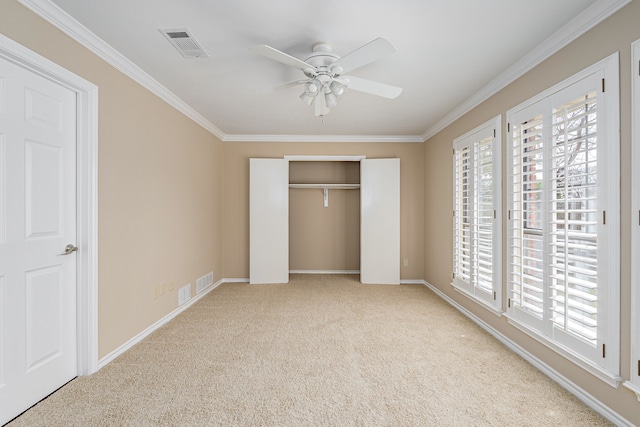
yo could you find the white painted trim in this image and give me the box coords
[98,278,224,369]
[0,33,99,376]
[624,381,640,402]
[17,0,629,144]
[627,37,640,400]
[505,52,621,380]
[399,279,426,285]
[14,0,424,144]
[421,281,634,427]
[504,313,622,388]
[289,270,360,275]
[17,0,226,141]
[422,0,631,141]
[222,277,249,283]
[225,134,423,143]
[451,115,502,313]
[285,155,366,161]
[452,286,503,317]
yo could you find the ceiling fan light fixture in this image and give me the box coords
[299,92,315,106]
[330,81,345,97]
[304,81,319,95]
[325,91,338,108]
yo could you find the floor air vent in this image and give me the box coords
[159,28,208,58]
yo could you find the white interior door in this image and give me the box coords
[360,158,400,284]
[250,158,289,284]
[0,56,78,425]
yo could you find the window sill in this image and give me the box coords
[623,381,640,402]
[505,313,622,388]
[451,282,502,317]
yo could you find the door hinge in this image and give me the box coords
[453,148,455,155]
[602,78,605,92]
[493,291,496,300]
[638,60,640,76]
[494,210,496,219]
[508,210,511,220]
[603,210,606,225]
[508,298,511,308]
[602,344,606,358]
[637,359,640,376]
[507,123,511,132]
[493,129,496,138]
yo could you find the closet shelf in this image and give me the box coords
[289,183,360,207]
[289,183,360,190]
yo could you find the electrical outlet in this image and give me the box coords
[403,258,409,267]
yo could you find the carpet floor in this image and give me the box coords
[8,274,611,426]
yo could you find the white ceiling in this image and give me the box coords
[36,0,614,141]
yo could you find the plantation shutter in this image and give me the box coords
[453,145,473,284]
[509,104,547,331]
[507,59,618,374]
[475,134,494,294]
[550,90,599,346]
[453,117,501,310]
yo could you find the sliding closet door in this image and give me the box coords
[250,159,289,284]
[360,158,400,284]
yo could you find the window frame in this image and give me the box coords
[625,39,640,400]
[452,115,502,314]
[506,53,620,387]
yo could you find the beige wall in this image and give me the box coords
[1,1,225,358]
[4,0,638,422]
[424,2,640,424]
[223,143,425,280]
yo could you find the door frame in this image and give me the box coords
[0,34,99,375]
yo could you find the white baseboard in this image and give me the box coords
[97,278,224,369]
[421,280,633,427]
[221,277,249,283]
[400,279,426,285]
[289,270,360,274]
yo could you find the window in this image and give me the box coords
[453,116,502,312]
[507,54,620,386]
[626,39,640,400]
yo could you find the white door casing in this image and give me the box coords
[360,158,400,285]
[250,158,289,284]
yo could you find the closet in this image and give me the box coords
[249,155,400,285]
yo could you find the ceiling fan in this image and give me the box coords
[250,38,402,117]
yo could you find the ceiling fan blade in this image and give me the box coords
[250,44,312,71]
[274,80,307,91]
[342,76,402,99]
[331,38,396,75]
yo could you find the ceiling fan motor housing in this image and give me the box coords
[305,42,342,78]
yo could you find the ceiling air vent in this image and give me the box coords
[159,28,208,58]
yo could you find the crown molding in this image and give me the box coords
[18,0,630,144]
[421,0,631,142]
[17,0,421,144]
[223,134,424,143]
[17,0,227,141]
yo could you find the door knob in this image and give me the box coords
[60,244,78,255]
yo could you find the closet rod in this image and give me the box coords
[289,183,360,207]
